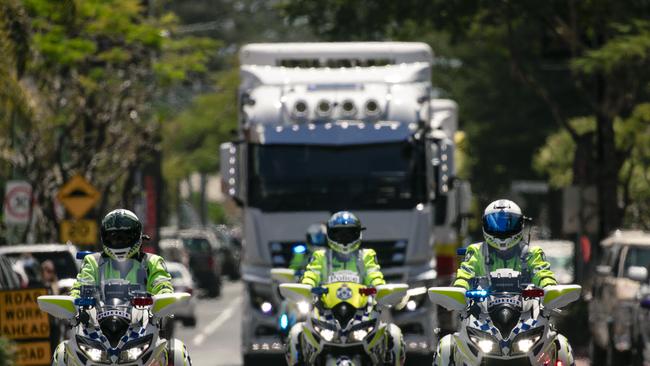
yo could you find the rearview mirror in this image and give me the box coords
[375,284,409,307]
[627,266,648,282]
[152,292,191,319]
[427,287,466,311]
[37,295,77,319]
[279,283,312,303]
[271,268,296,283]
[542,285,581,309]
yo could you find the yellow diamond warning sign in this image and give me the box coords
[57,175,100,219]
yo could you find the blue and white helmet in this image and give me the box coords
[482,199,524,252]
[326,211,364,255]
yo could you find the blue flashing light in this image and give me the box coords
[456,248,467,256]
[74,297,96,307]
[465,289,489,301]
[311,287,329,296]
[280,314,289,330]
[293,244,307,254]
[76,251,93,260]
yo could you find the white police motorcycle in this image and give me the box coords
[38,260,191,365]
[429,268,580,366]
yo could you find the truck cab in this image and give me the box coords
[220,42,462,363]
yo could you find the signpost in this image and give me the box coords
[0,288,51,366]
[3,180,32,225]
[57,175,100,245]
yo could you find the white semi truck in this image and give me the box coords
[220,42,463,364]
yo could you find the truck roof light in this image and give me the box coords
[341,99,357,118]
[364,99,382,117]
[316,99,332,118]
[292,100,309,119]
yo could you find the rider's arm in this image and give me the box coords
[527,246,557,288]
[146,255,174,295]
[69,255,100,298]
[301,250,325,287]
[362,249,385,287]
[452,244,482,289]
[289,252,308,271]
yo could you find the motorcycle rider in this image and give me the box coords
[453,199,557,289]
[70,209,173,297]
[288,223,327,272]
[286,211,405,366]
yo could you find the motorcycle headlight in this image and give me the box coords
[76,336,109,363]
[467,328,500,355]
[351,326,374,342]
[314,326,336,342]
[512,327,544,355]
[119,335,153,362]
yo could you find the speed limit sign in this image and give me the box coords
[60,219,97,245]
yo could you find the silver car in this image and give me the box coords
[167,261,198,327]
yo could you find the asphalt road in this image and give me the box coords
[173,280,590,366]
[175,280,245,366]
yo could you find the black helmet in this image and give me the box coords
[326,211,364,254]
[100,209,142,261]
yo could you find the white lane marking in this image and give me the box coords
[193,295,242,346]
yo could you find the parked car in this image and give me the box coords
[159,238,190,268]
[531,239,575,284]
[0,254,21,290]
[178,229,223,297]
[166,261,197,327]
[589,230,650,365]
[0,243,80,294]
[210,224,242,280]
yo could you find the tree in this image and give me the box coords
[281,0,650,241]
[0,0,215,242]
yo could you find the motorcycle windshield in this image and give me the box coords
[321,282,369,309]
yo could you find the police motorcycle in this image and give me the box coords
[271,268,311,338]
[280,277,410,366]
[37,274,192,365]
[428,268,581,366]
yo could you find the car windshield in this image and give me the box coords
[624,246,650,272]
[547,256,573,271]
[6,251,78,279]
[248,143,426,211]
[182,238,212,252]
[169,269,183,279]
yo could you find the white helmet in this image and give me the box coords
[482,199,524,252]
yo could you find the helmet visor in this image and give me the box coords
[483,212,523,239]
[308,232,326,246]
[103,230,140,250]
[328,227,361,245]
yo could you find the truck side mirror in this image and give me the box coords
[627,266,648,282]
[220,142,245,206]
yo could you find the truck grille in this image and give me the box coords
[269,240,407,268]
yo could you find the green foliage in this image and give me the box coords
[0,0,216,241]
[162,67,238,185]
[0,337,15,366]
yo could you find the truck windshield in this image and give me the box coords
[248,143,426,211]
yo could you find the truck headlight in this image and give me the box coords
[76,336,109,363]
[119,335,152,362]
